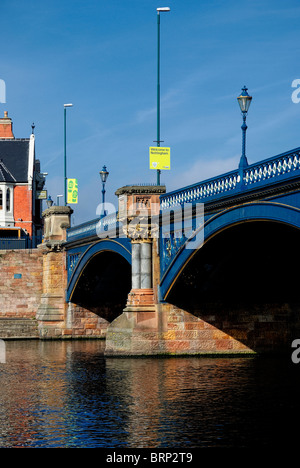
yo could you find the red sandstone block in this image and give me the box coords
[183,313,200,322]
[193,339,217,350]
[185,322,205,330]
[167,315,183,323]
[165,340,190,352]
[149,340,166,352]
[86,318,98,324]
[212,329,230,340]
[231,340,252,351]
[72,320,81,327]
[168,323,185,330]
[174,330,199,340]
[163,330,176,340]
[132,340,153,352]
[215,339,233,350]
[133,331,158,341]
[198,329,214,340]
[203,321,218,330]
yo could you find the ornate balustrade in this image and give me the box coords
[160,147,300,209]
[243,150,300,186]
[66,212,118,242]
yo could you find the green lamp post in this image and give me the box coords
[64,103,73,205]
[156,7,170,185]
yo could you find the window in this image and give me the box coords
[6,188,10,212]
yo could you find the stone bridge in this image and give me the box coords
[36,146,300,356]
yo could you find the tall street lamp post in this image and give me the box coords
[237,86,252,171]
[56,194,63,206]
[99,165,109,217]
[156,7,170,186]
[64,103,73,205]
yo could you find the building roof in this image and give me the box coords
[0,139,30,183]
[0,159,17,182]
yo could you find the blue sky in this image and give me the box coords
[1,0,300,224]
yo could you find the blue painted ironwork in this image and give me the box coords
[64,145,300,306]
[66,238,131,302]
[66,212,118,243]
[160,147,300,209]
[159,146,300,301]
[159,199,300,301]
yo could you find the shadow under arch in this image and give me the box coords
[160,201,300,301]
[67,239,132,322]
[164,212,300,354]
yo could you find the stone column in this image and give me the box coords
[125,237,154,309]
[131,239,152,291]
[131,241,141,289]
[140,240,152,289]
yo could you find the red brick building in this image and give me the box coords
[0,111,46,246]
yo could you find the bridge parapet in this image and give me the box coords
[66,212,118,243]
[159,146,300,281]
[160,147,300,209]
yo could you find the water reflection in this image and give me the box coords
[0,340,298,448]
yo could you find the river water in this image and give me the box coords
[0,340,298,449]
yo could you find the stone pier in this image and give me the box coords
[36,206,73,338]
[104,185,254,356]
[105,185,162,355]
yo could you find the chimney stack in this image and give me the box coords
[0,111,14,139]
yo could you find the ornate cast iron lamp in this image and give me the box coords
[99,165,109,217]
[46,195,53,209]
[237,86,252,170]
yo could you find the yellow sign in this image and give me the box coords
[149,147,170,170]
[67,178,78,204]
[36,190,47,200]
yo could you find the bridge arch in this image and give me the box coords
[161,201,300,353]
[160,201,300,301]
[67,239,131,321]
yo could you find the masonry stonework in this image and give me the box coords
[0,249,42,338]
[0,249,43,318]
[64,303,109,339]
[105,236,254,356]
[36,205,108,340]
